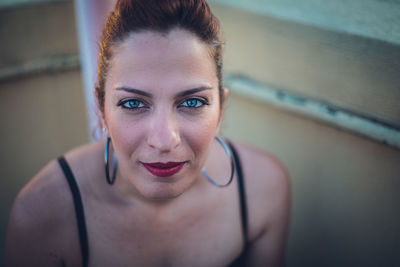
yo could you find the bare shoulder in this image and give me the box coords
[6,158,74,265]
[230,141,290,241]
[5,142,102,266]
[9,158,74,228]
[233,141,289,180]
[7,141,103,234]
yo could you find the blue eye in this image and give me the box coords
[119,99,145,109]
[180,98,206,108]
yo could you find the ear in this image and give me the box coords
[101,116,107,128]
[97,109,108,136]
[216,87,230,133]
[223,87,229,102]
[220,87,229,116]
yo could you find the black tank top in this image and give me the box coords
[57,141,248,267]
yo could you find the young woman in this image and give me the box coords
[6,0,290,266]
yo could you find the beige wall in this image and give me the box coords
[211,3,400,127]
[0,69,90,263]
[0,1,90,263]
[214,2,400,265]
[222,93,400,266]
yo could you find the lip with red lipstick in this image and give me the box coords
[141,161,186,177]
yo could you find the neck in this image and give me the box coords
[111,168,210,208]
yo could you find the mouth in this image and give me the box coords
[141,161,187,177]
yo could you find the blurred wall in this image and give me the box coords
[0,1,89,264]
[222,93,400,266]
[211,2,400,266]
[0,1,399,267]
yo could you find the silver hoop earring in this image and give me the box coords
[202,136,235,188]
[105,137,118,185]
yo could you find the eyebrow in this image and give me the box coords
[115,87,153,97]
[115,86,213,98]
[175,86,213,98]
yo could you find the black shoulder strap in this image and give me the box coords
[227,141,249,246]
[57,156,89,267]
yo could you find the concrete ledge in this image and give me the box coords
[0,0,66,10]
[210,0,400,45]
[226,74,400,150]
[211,3,400,127]
[0,54,80,82]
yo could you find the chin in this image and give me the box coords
[146,191,184,201]
[137,180,191,202]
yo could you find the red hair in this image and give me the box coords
[96,0,224,113]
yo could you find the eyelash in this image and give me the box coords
[117,99,147,110]
[117,97,209,111]
[179,98,208,109]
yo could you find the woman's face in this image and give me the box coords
[103,28,222,200]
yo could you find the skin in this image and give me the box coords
[103,29,222,202]
[6,28,290,267]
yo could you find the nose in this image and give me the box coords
[146,109,181,153]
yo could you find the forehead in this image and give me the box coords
[106,28,218,91]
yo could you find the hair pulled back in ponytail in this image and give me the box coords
[96,0,224,113]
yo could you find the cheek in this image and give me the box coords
[181,108,221,158]
[105,110,146,160]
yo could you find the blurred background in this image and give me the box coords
[1,0,400,266]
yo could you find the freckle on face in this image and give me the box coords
[103,29,221,199]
